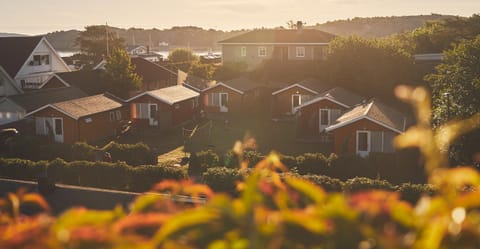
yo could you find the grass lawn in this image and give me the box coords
[115,112,331,165]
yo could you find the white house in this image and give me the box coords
[0,36,71,90]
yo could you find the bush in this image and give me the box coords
[203,167,243,194]
[196,150,220,171]
[344,177,396,193]
[0,157,185,192]
[71,142,95,161]
[280,154,297,170]
[296,153,330,175]
[398,182,437,204]
[243,150,264,168]
[223,151,240,168]
[103,142,155,166]
[301,174,344,192]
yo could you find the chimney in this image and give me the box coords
[296,21,303,30]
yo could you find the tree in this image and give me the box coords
[325,36,416,100]
[426,35,480,164]
[103,48,142,99]
[189,61,215,80]
[168,48,198,63]
[76,25,125,68]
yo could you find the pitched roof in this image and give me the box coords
[222,76,263,92]
[131,57,177,83]
[0,36,43,78]
[297,87,365,111]
[48,94,124,119]
[218,29,335,44]
[182,74,216,92]
[272,78,331,95]
[52,70,106,95]
[127,85,199,105]
[9,87,88,112]
[325,99,406,133]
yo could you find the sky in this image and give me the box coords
[1,0,479,35]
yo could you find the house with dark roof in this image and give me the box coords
[218,23,335,70]
[0,66,23,96]
[324,99,408,157]
[41,70,106,95]
[127,85,200,129]
[202,76,264,113]
[0,87,87,125]
[271,78,332,115]
[294,87,365,141]
[130,57,177,91]
[0,36,70,90]
[25,94,128,143]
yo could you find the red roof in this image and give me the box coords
[218,29,335,44]
[0,36,43,77]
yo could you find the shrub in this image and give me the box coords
[103,142,155,166]
[279,154,297,170]
[71,142,95,161]
[203,167,243,194]
[398,182,437,204]
[223,151,240,168]
[196,150,220,171]
[344,177,396,193]
[296,153,330,175]
[243,150,264,168]
[301,174,344,192]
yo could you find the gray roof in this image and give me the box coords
[51,94,124,119]
[9,87,88,112]
[296,87,365,111]
[318,87,364,107]
[128,85,199,105]
[222,76,263,92]
[327,99,407,133]
[296,78,332,93]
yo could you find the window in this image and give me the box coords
[30,55,50,66]
[258,46,267,57]
[54,118,63,135]
[115,110,122,120]
[109,111,115,122]
[292,94,301,108]
[240,47,247,57]
[319,109,329,126]
[356,131,370,157]
[296,47,305,57]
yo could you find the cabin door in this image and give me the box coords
[148,103,158,126]
[220,93,228,112]
[53,118,64,143]
[356,131,370,157]
[291,94,301,113]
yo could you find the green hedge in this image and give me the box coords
[202,167,244,194]
[0,157,185,192]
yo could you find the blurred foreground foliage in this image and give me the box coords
[2,86,480,249]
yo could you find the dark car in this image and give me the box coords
[0,128,19,144]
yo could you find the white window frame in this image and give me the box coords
[296,47,305,58]
[258,46,267,57]
[319,109,330,132]
[30,54,50,66]
[291,94,301,113]
[356,130,371,156]
[240,46,247,57]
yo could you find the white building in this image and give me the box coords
[0,36,71,90]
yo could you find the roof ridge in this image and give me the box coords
[364,100,375,116]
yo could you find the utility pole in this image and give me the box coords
[106,22,109,57]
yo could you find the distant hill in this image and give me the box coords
[45,27,244,52]
[311,14,456,38]
[44,14,457,51]
[0,33,25,37]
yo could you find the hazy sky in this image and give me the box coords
[1,0,479,34]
